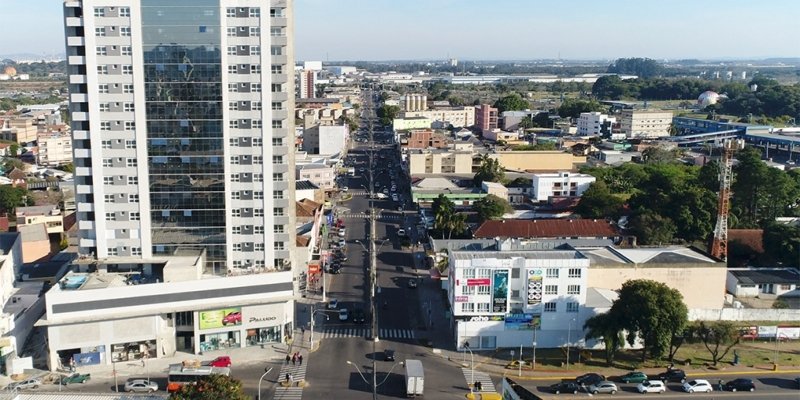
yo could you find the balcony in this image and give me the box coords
[270,17,288,27]
[78,220,95,231]
[65,17,84,27]
[72,112,89,121]
[69,75,86,85]
[66,36,85,47]
[75,167,92,177]
[73,130,89,140]
[68,56,86,65]
[78,238,96,248]
[74,148,91,159]
[70,93,88,104]
[76,184,93,194]
[77,202,94,212]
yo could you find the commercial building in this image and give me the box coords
[0,117,37,144]
[475,104,498,132]
[472,219,620,243]
[401,129,448,149]
[407,148,473,175]
[577,112,615,136]
[619,110,673,138]
[493,151,585,173]
[530,172,596,202]
[37,131,73,167]
[63,0,296,272]
[296,163,336,190]
[16,205,64,235]
[726,268,800,298]
[392,116,432,131]
[411,177,487,207]
[403,106,475,128]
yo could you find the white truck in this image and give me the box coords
[404,359,424,396]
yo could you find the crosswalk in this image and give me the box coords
[461,368,496,393]
[273,358,307,400]
[339,213,404,221]
[344,190,368,196]
[320,327,416,339]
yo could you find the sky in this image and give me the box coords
[2,0,800,61]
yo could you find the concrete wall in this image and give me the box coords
[688,308,800,322]
[493,152,585,172]
[588,266,727,309]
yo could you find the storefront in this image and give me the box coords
[199,331,241,352]
[193,302,288,354]
[111,340,156,362]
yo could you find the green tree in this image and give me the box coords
[606,57,664,78]
[557,98,605,119]
[628,211,676,245]
[762,223,800,268]
[472,155,505,187]
[59,162,75,174]
[574,182,624,219]
[697,160,720,192]
[472,194,513,221]
[0,186,32,214]
[519,115,534,129]
[641,146,679,164]
[610,280,689,363]
[731,147,769,227]
[493,93,530,113]
[512,142,557,151]
[8,144,19,158]
[697,321,740,366]
[169,374,249,400]
[432,194,457,240]
[584,312,624,366]
[376,105,401,126]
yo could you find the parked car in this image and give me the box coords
[338,239,347,247]
[588,381,618,395]
[576,373,605,387]
[6,378,41,391]
[723,378,755,392]
[341,186,349,192]
[352,308,366,323]
[222,311,241,325]
[682,379,713,393]
[338,308,349,321]
[383,349,395,361]
[203,356,231,368]
[338,229,346,237]
[397,228,406,237]
[61,373,91,385]
[550,381,580,394]
[407,279,418,289]
[657,369,687,383]
[619,371,648,384]
[327,299,338,309]
[637,380,666,394]
[124,379,159,393]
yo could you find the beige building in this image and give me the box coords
[403,106,475,128]
[296,163,336,190]
[407,148,473,175]
[492,151,586,172]
[0,117,37,144]
[37,132,73,166]
[583,246,726,309]
[403,94,427,111]
[392,116,432,131]
[18,224,50,263]
[16,205,64,235]
[620,109,673,138]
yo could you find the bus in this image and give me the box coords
[167,364,231,393]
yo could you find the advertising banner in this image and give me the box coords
[492,270,509,313]
[504,313,540,331]
[73,352,101,366]
[757,325,777,338]
[467,278,491,286]
[777,326,800,340]
[454,295,469,303]
[199,307,242,330]
[526,269,543,306]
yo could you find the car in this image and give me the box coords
[637,380,666,394]
[391,194,399,202]
[383,349,395,361]
[338,308,349,321]
[330,266,341,274]
[396,205,404,211]
[657,369,686,383]
[222,311,241,325]
[124,379,159,393]
[338,239,347,247]
[619,371,648,384]
[335,254,348,262]
[327,299,338,309]
[576,373,605,387]
[338,229,346,237]
[397,228,406,237]
[550,381,580,394]
[352,308,366,323]
[203,356,232,367]
[407,279,418,289]
[723,378,755,392]
[6,378,41,391]
[341,186,349,192]
[588,381,618,395]
[61,373,91,385]
[682,379,713,393]
[795,377,800,389]
[382,188,389,194]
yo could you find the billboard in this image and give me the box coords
[504,313,540,331]
[454,295,469,303]
[492,270,509,313]
[199,307,242,330]
[526,269,543,306]
[466,278,491,286]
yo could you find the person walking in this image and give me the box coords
[298,354,303,366]
[301,326,305,336]
[291,353,297,365]
[285,354,290,365]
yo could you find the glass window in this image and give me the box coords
[249,27,260,36]
[544,302,557,312]
[251,46,261,56]
[462,268,475,279]
[477,285,490,295]
[567,302,579,313]
[226,8,236,17]
[476,303,490,313]
[122,46,132,55]
[96,46,107,56]
[246,326,281,346]
[94,7,105,17]
[567,285,581,295]
[546,268,559,278]
[199,332,240,353]
[544,285,558,295]
[249,8,260,18]
[119,7,130,17]
[270,46,282,56]
[271,102,282,110]
[273,207,284,216]
[461,285,474,295]
[460,303,474,313]
[95,27,106,37]
[568,268,582,278]
[120,27,131,36]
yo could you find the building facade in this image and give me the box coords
[530,172,596,202]
[297,69,315,99]
[475,104,498,132]
[402,129,448,149]
[577,112,615,136]
[63,0,296,272]
[407,149,473,175]
[37,132,74,166]
[403,106,475,128]
[619,110,673,138]
[0,117,37,144]
[301,123,348,155]
[296,163,335,189]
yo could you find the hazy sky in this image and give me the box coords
[3,0,800,61]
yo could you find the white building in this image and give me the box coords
[327,66,356,76]
[620,110,673,139]
[448,248,590,350]
[303,60,322,71]
[63,0,296,272]
[37,132,73,167]
[302,123,348,155]
[296,163,336,190]
[577,112,615,136]
[530,172,596,202]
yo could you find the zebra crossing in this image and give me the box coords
[339,213,404,221]
[273,359,307,400]
[344,190,368,196]
[461,367,496,393]
[320,327,416,339]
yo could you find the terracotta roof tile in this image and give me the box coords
[728,229,764,253]
[296,236,311,247]
[473,219,618,239]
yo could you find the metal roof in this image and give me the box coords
[729,269,800,285]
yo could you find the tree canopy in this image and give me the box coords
[762,223,800,268]
[472,155,505,187]
[432,194,467,239]
[376,104,401,126]
[574,181,624,220]
[0,186,33,214]
[606,57,664,78]
[557,98,606,119]
[493,93,530,113]
[472,194,513,221]
[168,374,249,400]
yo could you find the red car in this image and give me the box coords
[203,356,232,368]
[222,311,241,325]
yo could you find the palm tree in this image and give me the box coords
[448,213,467,239]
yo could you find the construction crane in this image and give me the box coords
[710,139,745,261]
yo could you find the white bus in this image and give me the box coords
[167,364,231,393]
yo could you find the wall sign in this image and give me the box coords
[492,270,509,313]
[527,269,543,305]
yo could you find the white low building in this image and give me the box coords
[530,172,596,202]
[448,248,589,350]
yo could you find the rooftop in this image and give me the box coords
[578,246,719,266]
[729,269,800,285]
[18,224,48,243]
[451,249,587,261]
[16,205,61,217]
[473,219,618,239]
[296,180,320,191]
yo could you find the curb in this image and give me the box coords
[497,368,800,381]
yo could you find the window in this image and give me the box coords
[568,268,582,278]
[477,268,491,278]
[122,65,133,74]
[252,120,262,129]
[230,174,240,182]
[461,285,475,295]
[99,84,109,93]
[103,176,114,185]
[94,7,105,17]
[96,46,107,56]
[270,46,282,56]
[462,268,475,279]
[104,194,115,203]
[272,190,283,199]
[273,207,284,216]
[476,303,490,313]
[121,46,132,56]
[129,194,139,203]
[780,284,792,290]
[226,8,236,17]
[99,103,110,112]
[566,302,580,313]
[567,285,581,295]
[274,225,285,234]
[253,155,263,164]
[253,138,263,147]
[249,27,260,36]
[128,176,138,185]
[232,226,241,234]
[250,64,261,74]
[546,268,559,278]
[95,27,106,37]
[227,65,238,74]
[270,8,284,17]
[251,83,262,92]
[125,140,136,148]
[254,208,264,217]
[271,83,283,93]
[230,156,239,165]
[250,46,261,56]
[123,84,134,93]
[270,27,284,37]
[130,212,140,220]
[227,27,237,37]
[231,209,241,217]
[131,247,141,256]
[228,102,238,111]
[271,120,282,129]
[254,191,264,199]
[272,155,283,164]
[227,46,237,56]
[105,212,115,221]
[124,103,134,112]
[231,191,240,200]
[249,7,260,17]
[254,173,263,182]
[124,121,135,130]
[120,27,131,36]
[477,285,490,295]
[271,65,283,74]
[102,159,112,167]
[100,122,111,131]
[271,101,283,110]
[119,7,130,17]
[255,243,265,251]
[460,303,475,313]
[229,120,239,129]
[544,302,557,312]
[108,248,118,256]
[274,241,284,250]
[97,65,108,75]
[126,158,137,167]
[544,285,558,295]
[272,173,283,182]
[252,101,262,110]
[102,140,112,149]
[271,137,282,146]
[228,83,238,93]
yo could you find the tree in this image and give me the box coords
[762,223,800,268]
[59,162,75,174]
[628,211,676,245]
[512,142,557,151]
[606,57,664,78]
[376,105,401,126]
[472,155,505,187]
[472,194,513,221]
[432,194,466,239]
[493,93,530,113]
[8,144,19,158]
[574,182,624,219]
[641,147,679,164]
[584,312,624,366]
[0,186,32,214]
[169,374,248,400]
[697,321,740,366]
[557,98,605,119]
[609,280,689,363]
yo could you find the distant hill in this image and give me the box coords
[0,53,65,63]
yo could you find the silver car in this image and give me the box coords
[6,378,41,391]
[588,381,618,395]
[124,379,158,393]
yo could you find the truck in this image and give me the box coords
[404,359,424,396]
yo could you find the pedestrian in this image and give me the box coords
[286,373,291,384]
[69,358,76,372]
[301,326,305,336]
[298,354,303,365]
[292,353,297,365]
[285,354,291,365]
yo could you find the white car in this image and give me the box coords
[682,379,713,393]
[397,229,406,237]
[327,299,338,309]
[637,380,666,394]
[338,308,349,321]
[341,186,349,192]
[338,229,346,237]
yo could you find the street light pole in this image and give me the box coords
[257,367,272,400]
[464,343,474,391]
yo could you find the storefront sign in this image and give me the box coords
[527,269,543,306]
[243,304,285,328]
[454,295,469,303]
[73,351,101,366]
[308,263,320,274]
[466,278,491,286]
[456,315,505,322]
[199,307,242,330]
[492,270,509,313]
[505,313,540,331]
[248,316,278,323]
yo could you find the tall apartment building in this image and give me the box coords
[297,69,315,99]
[64,0,296,273]
[475,104,498,132]
[620,109,673,139]
[577,112,615,136]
